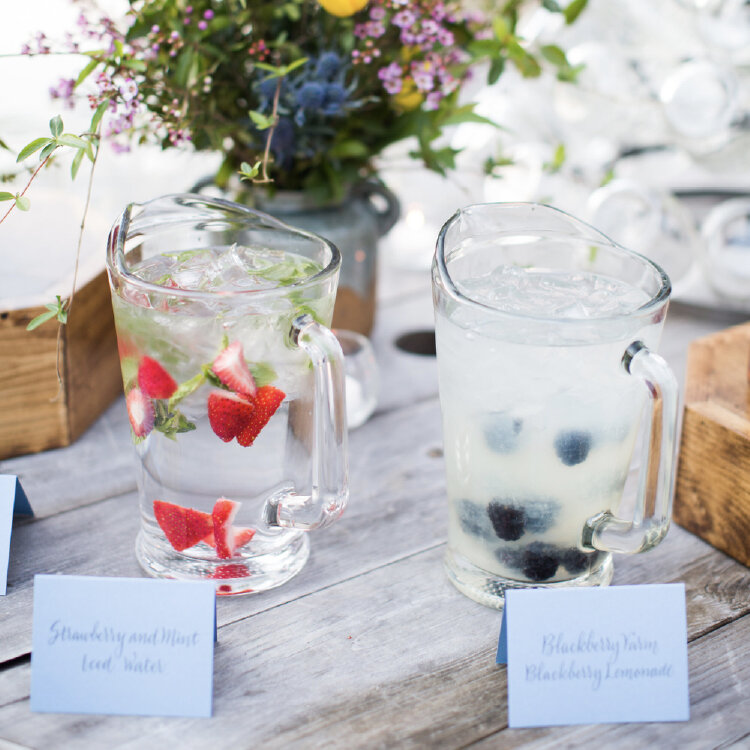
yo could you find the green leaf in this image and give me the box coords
[492,16,511,42]
[239,161,261,181]
[507,42,542,77]
[168,371,207,410]
[249,110,274,130]
[56,134,90,150]
[49,116,63,137]
[153,400,196,440]
[203,366,223,388]
[564,0,588,23]
[122,59,147,72]
[39,142,58,161]
[441,109,500,129]
[16,137,51,162]
[75,58,99,88]
[15,194,30,211]
[540,44,568,67]
[543,143,566,173]
[26,308,58,331]
[0,192,14,201]
[71,148,85,179]
[488,56,506,85]
[249,362,277,388]
[282,57,307,75]
[328,140,370,158]
[90,101,108,133]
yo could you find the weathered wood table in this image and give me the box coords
[1,256,749,749]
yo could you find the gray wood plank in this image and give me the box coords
[0,540,747,749]
[0,397,447,663]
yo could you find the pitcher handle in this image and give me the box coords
[263,314,349,531]
[584,341,679,554]
[354,180,401,236]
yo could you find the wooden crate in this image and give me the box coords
[0,270,122,459]
[674,321,750,567]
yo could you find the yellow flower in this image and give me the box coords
[393,79,423,112]
[317,0,368,17]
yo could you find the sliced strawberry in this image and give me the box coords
[202,530,216,548]
[212,563,251,579]
[207,389,254,441]
[212,497,241,559]
[236,385,286,447]
[212,341,256,397]
[138,356,178,399]
[233,526,256,551]
[213,563,254,594]
[153,500,214,551]
[126,387,155,438]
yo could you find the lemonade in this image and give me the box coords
[433,206,677,609]
[108,196,346,595]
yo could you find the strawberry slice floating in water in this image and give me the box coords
[211,498,258,558]
[207,390,254,442]
[137,356,178,399]
[153,500,214,551]
[236,385,286,447]
[212,341,257,398]
[126,387,155,438]
[212,497,241,559]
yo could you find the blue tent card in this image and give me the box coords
[0,475,33,596]
[497,584,690,728]
[31,575,216,717]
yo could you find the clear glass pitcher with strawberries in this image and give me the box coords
[106,194,348,595]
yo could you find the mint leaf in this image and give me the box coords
[168,371,206,409]
[249,361,277,388]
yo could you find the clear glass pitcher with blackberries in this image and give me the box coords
[432,202,679,608]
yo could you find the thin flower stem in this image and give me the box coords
[0,153,55,225]
[68,135,101,319]
[51,133,100,397]
[258,78,282,184]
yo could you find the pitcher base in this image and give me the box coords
[444,548,614,609]
[136,530,311,596]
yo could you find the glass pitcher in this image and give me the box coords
[106,194,348,595]
[432,202,679,609]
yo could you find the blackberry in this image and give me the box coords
[487,502,526,541]
[554,430,592,466]
[523,499,560,534]
[483,414,523,454]
[521,542,560,581]
[562,548,600,574]
[456,500,493,540]
[495,545,524,570]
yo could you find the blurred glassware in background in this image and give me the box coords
[587,179,700,293]
[700,197,750,300]
[333,329,379,430]
[659,60,741,148]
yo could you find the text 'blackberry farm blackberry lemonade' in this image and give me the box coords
[432,203,679,609]
[107,194,348,595]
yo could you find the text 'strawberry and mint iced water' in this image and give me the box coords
[107,195,348,595]
[432,203,679,609]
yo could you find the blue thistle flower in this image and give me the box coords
[297,82,326,110]
[322,83,347,115]
[315,52,341,81]
[270,117,295,169]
